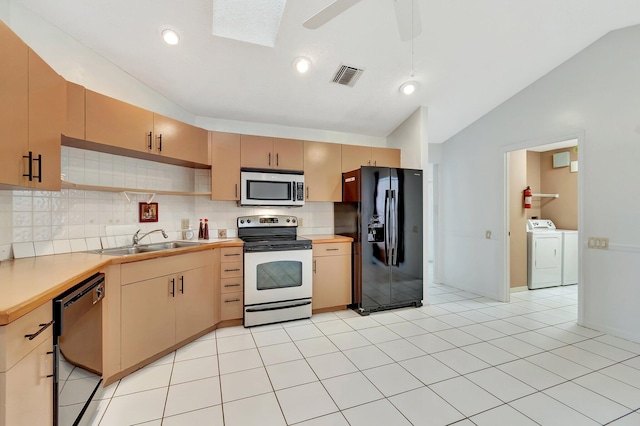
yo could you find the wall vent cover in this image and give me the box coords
[331,64,363,87]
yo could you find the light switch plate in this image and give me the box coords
[570,160,578,173]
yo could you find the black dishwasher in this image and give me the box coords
[53,272,105,426]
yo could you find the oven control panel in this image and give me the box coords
[237,215,298,228]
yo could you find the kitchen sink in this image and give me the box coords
[92,246,145,256]
[137,241,204,251]
[89,241,205,256]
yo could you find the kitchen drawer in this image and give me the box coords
[220,247,243,262]
[220,277,243,294]
[0,302,53,373]
[220,261,243,279]
[220,291,243,321]
[312,242,351,257]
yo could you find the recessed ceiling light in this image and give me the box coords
[162,28,180,45]
[293,57,311,73]
[400,81,417,95]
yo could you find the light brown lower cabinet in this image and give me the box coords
[312,242,352,311]
[119,252,215,370]
[0,302,54,426]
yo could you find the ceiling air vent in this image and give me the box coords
[331,64,363,87]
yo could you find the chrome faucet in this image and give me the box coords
[133,229,168,246]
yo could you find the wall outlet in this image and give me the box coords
[218,229,227,238]
[588,237,609,249]
[297,217,303,227]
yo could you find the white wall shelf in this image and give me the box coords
[61,180,212,201]
[532,193,559,198]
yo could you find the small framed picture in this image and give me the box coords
[139,202,158,223]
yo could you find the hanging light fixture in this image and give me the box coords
[400,0,417,95]
[400,81,417,95]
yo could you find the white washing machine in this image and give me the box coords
[561,230,578,285]
[527,219,562,289]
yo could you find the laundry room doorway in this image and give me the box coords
[504,135,582,301]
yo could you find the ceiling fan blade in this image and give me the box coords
[393,0,422,41]
[303,0,362,29]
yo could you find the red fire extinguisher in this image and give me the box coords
[524,186,532,209]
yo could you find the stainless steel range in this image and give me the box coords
[238,215,312,327]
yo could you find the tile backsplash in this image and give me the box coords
[0,147,334,260]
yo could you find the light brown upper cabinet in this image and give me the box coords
[65,81,85,140]
[86,91,209,165]
[341,144,401,172]
[28,49,65,191]
[371,147,401,169]
[240,135,303,170]
[0,22,64,190]
[210,131,241,201]
[85,90,154,153]
[303,141,342,202]
[153,114,209,165]
[0,20,29,188]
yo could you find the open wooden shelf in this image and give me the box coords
[61,181,211,197]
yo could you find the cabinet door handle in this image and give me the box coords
[147,132,153,150]
[170,278,175,297]
[158,134,163,152]
[367,160,371,166]
[374,160,377,166]
[33,154,42,183]
[23,151,33,181]
[46,350,55,378]
[276,153,279,166]
[24,321,54,341]
[224,283,241,287]
[225,298,240,303]
[235,183,238,198]
[179,275,184,294]
[224,253,240,257]
[326,248,339,251]
[306,186,309,200]
[313,259,316,274]
[224,268,241,272]
[268,152,271,166]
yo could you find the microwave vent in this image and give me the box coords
[331,64,363,87]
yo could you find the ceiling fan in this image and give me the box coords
[303,0,422,41]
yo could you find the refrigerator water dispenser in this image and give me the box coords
[367,216,385,242]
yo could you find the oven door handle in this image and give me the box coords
[245,300,311,312]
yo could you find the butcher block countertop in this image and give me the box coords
[0,239,243,326]
[0,236,350,325]
[303,234,353,244]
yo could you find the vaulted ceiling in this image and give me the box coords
[15,0,640,143]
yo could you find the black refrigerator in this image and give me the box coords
[335,166,423,315]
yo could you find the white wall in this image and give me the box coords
[197,117,386,147]
[386,107,427,169]
[439,24,640,342]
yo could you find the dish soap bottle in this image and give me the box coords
[198,219,204,240]
[203,218,209,240]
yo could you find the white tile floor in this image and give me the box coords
[88,284,640,425]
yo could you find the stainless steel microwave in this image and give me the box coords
[240,169,305,207]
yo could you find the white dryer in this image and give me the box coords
[561,230,578,285]
[527,219,562,289]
